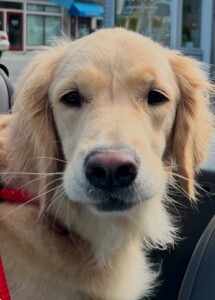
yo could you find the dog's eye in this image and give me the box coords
[147,90,168,105]
[61,91,82,107]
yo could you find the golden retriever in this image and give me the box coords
[0,28,214,300]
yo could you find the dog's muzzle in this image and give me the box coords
[84,150,139,212]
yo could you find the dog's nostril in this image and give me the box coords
[115,164,137,183]
[85,151,138,190]
[85,163,110,189]
[92,167,107,179]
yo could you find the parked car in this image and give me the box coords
[0,31,10,58]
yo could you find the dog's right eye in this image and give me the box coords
[61,91,82,107]
[147,90,168,105]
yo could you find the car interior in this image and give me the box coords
[150,169,215,300]
[0,64,215,300]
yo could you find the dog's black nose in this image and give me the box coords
[85,151,138,190]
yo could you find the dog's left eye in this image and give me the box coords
[61,90,82,107]
[147,90,168,105]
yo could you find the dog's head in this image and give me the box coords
[6,28,214,219]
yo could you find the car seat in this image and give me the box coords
[149,170,215,300]
[178,213,215,300]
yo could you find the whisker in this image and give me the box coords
[133,185,143,203]
[52,190,67,228]
[39,177,63,194]
[0,171,64,176]
[49,189,66,243]
[45,184,65,213]
[169,170,214,197]
[16,174,54,190]
[163,194,187,218]
[29,156,67,165]
[0,185,62,221]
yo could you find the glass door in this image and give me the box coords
[180,0,213,63]
[0,12,3,30]
[7,12,23,50]
[182,0,201,49]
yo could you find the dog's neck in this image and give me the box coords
[0,187,91,250]
[0,186,141,266]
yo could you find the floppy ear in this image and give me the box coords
[0,115,12,174]
[5,43,69,206]
[170,52,214,199]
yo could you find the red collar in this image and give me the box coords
[0,187,32,204]
[0,187,71,236]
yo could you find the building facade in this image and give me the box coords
[47,0,103,39]
[116,0,214,64]
[0,0,103,51]
[0,0,65,51]
[1,0,215,67]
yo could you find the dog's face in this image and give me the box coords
[6,29,213,219]
[49,30,179,214]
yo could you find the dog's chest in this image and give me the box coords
[0,204,152,300]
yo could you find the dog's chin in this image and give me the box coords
[96,198,134,212]
[87,198,136,217]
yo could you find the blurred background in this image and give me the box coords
[0,0,214,82]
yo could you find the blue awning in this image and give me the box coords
[47,0,74,10]
[70,2,103,17]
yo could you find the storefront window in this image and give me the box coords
[78,18,91,38]
[27,4,61,13]
[182,0,201,48]
[116,0,171,46]
[27,15,61,46]
[27,4,44,12]
[96,19,103,30]
[45,16,61,45]
[0,12,3,30]
[44,5,61,13]
[0,2,22,9]
[27,15,43,45]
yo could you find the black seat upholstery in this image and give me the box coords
[178,214,215,300]
[149,170,215,300]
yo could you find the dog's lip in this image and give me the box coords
[95,197,133,212]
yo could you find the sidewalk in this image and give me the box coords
[0,51,35,84]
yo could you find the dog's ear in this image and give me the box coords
[170,52,214,199]
[5,44,69,204]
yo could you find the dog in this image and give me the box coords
[0,28,214,300]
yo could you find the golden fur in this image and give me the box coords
[0,28,214,300]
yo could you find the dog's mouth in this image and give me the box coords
[95,197,134,212]
[85,184,138,213]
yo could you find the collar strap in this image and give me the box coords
[0,188,32,204]
[0,187,70,236]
